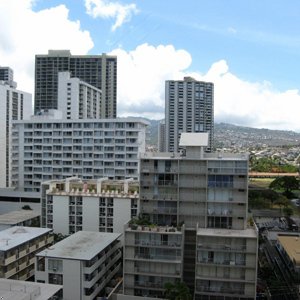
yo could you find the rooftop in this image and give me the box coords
[37,231,121,261]
[197,227,258,239]
[0,278,61,300]
[277,235,300,265]
[179,132,209,147]
[0,210,40,225]
[0,227,51,251]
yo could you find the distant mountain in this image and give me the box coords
[145,120,300,148]
[214,123,300,148]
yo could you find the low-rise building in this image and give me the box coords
[35,231,122,300]
[0,278,62,299]
[41,177,139,234]
[0,226,53,280]
[0,210,40,231]
[276,235,300,274]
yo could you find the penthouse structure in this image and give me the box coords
[41,177,139,234]
[0,226,53,281]
[11,117,148,192]
[0,66,16,88]
[165,77,214,152]
[34,50,117,118]
[35,231,122,300]
[0,76,32,188]
[123,133,258,299]
[57,71,102,120]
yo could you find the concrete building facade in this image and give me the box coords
[57,71,102,120]
[34,50,117,118]
[0,80,32,188]
[35,231,122,300]
[41,177,139,234]
[11,117,148,192]
[165,77,214,152]
[123,133,258,299]
[0,226,53,281]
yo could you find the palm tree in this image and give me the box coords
[164,281,192,300]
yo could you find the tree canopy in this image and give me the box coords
[164,281,192,300]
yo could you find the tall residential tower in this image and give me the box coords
[165,77,214,152]
[34,50,117,118]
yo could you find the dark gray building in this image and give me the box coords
[165,76,214,152]
[34,50,117,118]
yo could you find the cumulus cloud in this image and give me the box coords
[112,44,300,132]
[0,0,93,95]
[110,43,192,119]
[85,0,138,31]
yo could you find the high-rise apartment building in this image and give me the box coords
[34,50,117,118]
[11,116,148,192]
[57,71,102,120]
[41,177,139,234]
[165,77,214,152]
[123,133,258,299]
[0,79,32,188]
[158,119,166,152]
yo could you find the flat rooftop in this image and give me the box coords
[0,210,40,225]
[0,278,61,300]
[179,132,209,147]
[277,235,300,265]
[197,227,257,239]
[37,231,121,261]
[0,227,51,251]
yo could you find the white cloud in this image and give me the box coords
[111,44,300,132]
[110,43,192,119]
[0,0,93,95]
[85,0,138,31]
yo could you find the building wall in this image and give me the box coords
[82,196,100,232]
[0,83,32,188]
[53,196,69,235]
[11,119,148,192]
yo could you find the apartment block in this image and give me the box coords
[35,231,122,300]
[41,177,139,234]
[158,119,166,152]
[34,50,117,118]
[11,117,148,192]
[0,80,32,188]
[165,77,214,152]
[123,133,258,299]
[0,226,53,281]
[0,278,62,299]
[57,71,102,120]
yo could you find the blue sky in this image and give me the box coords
[1,0,300,131]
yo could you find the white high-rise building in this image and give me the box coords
[165,77,214,152]
[11,116,148,192]
[0,79,32,188]
[57,71,102,120]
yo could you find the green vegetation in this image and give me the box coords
[248,189,280,209]
[269,176,299,198]
[164,281,192,300]
[250,157,298,173]
[22,205,32,210]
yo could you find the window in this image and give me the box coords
[48,259,63,272]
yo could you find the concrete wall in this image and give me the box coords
[82,196,99,231]
[53,196,69,235]
[114,198,131,234]
[63,259,82,300]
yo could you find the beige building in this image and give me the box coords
[0,226,53,280]
[123,133,258,299]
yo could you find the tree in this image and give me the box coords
[269,176,299,198]
[164,281,192,300]
[22,205,32,210]
[283,207,293,217]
